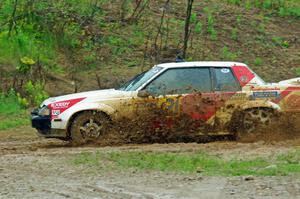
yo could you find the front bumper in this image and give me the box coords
[31,108,51,133]
[31,108,67,139]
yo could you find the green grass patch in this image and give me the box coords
[0,92,29,130]
[71,150,300,176]
[0,116,29,131]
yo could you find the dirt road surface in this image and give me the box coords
[1,126,300,199]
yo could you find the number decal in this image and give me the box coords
[163,98,180,115]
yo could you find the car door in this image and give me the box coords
[140,67,216,131]
[213,67,245,132]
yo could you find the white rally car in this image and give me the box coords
[31,61,300,144]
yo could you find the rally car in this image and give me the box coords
[31,61,300,144]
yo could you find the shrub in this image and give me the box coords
[24,81,49,106]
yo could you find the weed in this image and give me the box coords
[207,14,217,40]
[254,57,263,66]
[230,28,238,41]
[295,67,300,76]
[194,22,203,34]
[258,23,265,34]
[236,15,242,25]
[221,46,238,60]
[227,0,241,5]
[281,40,289,48]
[272,36,290,48]
[245,0,252,10]
[279,7,300,18]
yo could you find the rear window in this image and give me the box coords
[214,68,240,91]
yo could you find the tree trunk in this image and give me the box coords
[182,0,194,59]
[8,0,18,37]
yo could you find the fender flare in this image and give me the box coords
[239,100,281,112]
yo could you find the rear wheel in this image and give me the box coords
[70,111,109,145]
[239,108,273,135]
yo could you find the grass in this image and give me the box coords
[71,150,300,176]
[0,92,29,131]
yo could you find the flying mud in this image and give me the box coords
[86,108,300,146]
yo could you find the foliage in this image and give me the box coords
[0,0,299,93]
[226,0,300,18]
[24,81,49,106]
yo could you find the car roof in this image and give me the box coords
[156,61,247,68]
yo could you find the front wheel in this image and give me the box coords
[70,111,109,145]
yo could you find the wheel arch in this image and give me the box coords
[239,100,281,112]
[65,105,115,138]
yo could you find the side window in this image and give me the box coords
[145,68,212,95]
[214,68,240,91]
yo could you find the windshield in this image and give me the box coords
[118,66,163,91]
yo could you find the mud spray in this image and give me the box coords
[88,100,300,146]
[238,112,300,143]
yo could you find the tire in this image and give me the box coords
[70,111,109,145]
[239,108,273,136]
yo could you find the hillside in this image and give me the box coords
[0,0,299,98]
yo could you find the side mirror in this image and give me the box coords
[137,90,151,98]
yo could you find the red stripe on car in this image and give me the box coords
[273,87,300,104]
[49,97,86,119]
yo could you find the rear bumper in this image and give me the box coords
[31,109,67,139]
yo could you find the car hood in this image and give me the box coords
[41,89,132,107]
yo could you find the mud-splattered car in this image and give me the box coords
[31,62,300,144]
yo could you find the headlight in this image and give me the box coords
[38,106,51,116]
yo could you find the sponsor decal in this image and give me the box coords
[52,110,60,116]
[252,87,280,91]
[230,93,247,100]
[252,91,279,99]
[51,102,70,109]
[221,68,230,73]
[50,97,85,119]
